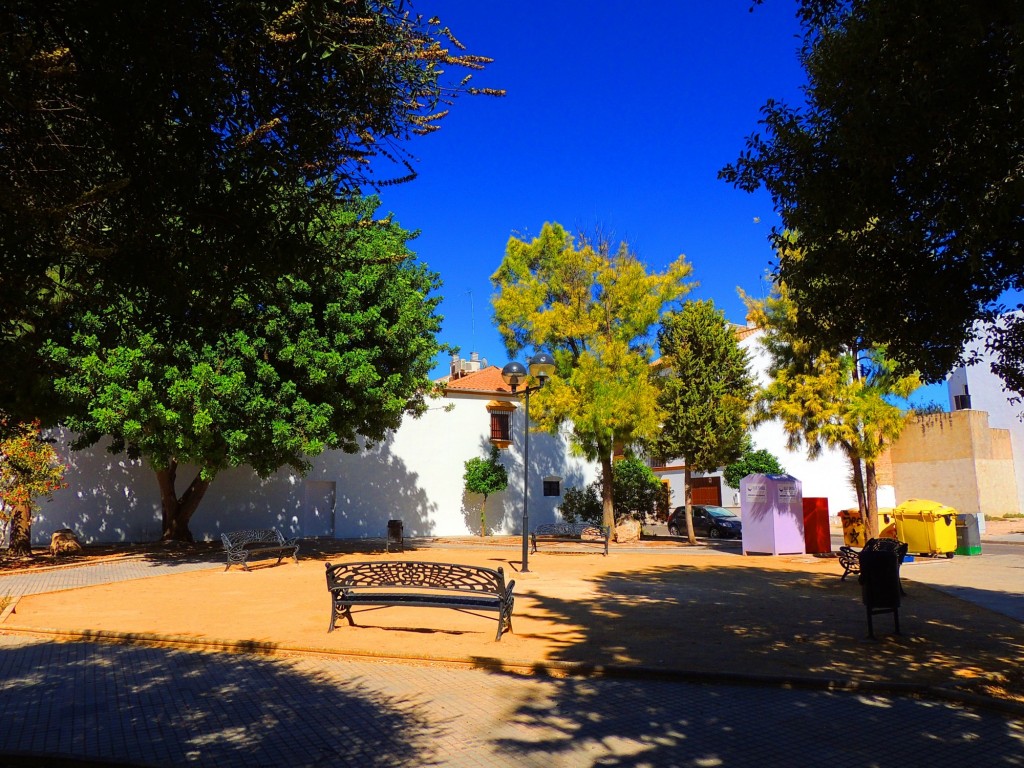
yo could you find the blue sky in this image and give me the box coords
[374,2,948,407]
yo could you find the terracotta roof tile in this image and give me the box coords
[444,365,513,394]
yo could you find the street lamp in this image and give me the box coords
[501,353,556,573]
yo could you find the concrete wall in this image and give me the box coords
[946,320,1024,510]
[32,390,599,546]
[886,410,1020,516]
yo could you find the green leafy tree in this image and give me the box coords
[746,283,921,538]
[609,456,662,522]
[0,0,499,418]
[43,198,445,542]
[559,457,662,527]
[0,419,67,557]
[559,484,602,527]
[724,1,1024,383]
[492,222,692,530]
[463,446,509,536]
[723,437,785,490]
[655,300,755,543]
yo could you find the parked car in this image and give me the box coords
[668,505,742,539]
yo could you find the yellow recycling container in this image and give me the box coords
[839,508,897,547]
[878,508,897,539]
[838,509,866,548]
[893,499,958,557]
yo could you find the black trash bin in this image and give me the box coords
[386,519,404,552]
[859,544,903,639]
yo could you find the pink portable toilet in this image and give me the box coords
[740,474,805,556]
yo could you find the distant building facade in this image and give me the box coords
[30,357,599,546]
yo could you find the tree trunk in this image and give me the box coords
[156,461,211,543]
[848,451,867,514]
[480,494,488,537]
[683,464,697,545]
[8,502,32,557]
[601,450,615,531]
[865,461,880,539]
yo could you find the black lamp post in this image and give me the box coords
[501,353,556,573]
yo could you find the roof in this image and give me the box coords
[443,365,514,394]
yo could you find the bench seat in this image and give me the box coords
[221,528,299,571]
[325,560,515,641]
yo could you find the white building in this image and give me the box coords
[31,356,599,546]
[946,320,1024,510]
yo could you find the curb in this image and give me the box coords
[3,622,1022,721]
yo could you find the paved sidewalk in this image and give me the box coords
[1,542,1022,766]
[0,634,1022,767]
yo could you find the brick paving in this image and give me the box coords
[0,635,1021,767]
[1,556,1023,766]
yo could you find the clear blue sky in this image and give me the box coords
[374,2,947,407]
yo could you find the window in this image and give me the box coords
[490,412,511,443]
[486,400,516,448]
[543,479,561,497]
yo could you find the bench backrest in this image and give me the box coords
[221,528,284,548]
[326,561,505,595]
[534,523,608,539]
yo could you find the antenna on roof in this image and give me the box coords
[467,289,476,351]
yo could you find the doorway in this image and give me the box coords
[302,481,336,538]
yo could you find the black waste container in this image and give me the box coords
[955,514,982,556]
[859,545,902,638]
[386,519,404,552]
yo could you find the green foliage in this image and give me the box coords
[725,1,1024,382]
[42,197,445,539]
[463,446,509,536]
[491,222,692,528]
[559,457,662,526]
[746,280,921,531]
[656,300,755,474]
[987,312,1024,411]
[0,419,67,515]
[559,484,603,527]
[0,0,498,417]
[0,418,67,555]
[723,437,785,489]
[609,457,662,521]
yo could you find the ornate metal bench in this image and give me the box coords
[221,528,299,571]
[531,523,610,555]
[325,561,515,641]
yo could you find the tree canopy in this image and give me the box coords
[655,300,754,543]
[491,222,692,529]
[0,0,498,415]
[724,0,1024,382]
[723,437,785,491]
[0,419,67,555]
[746,281,921,536]
[43,197,446,541]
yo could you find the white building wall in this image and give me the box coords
[946,322,1024,510]
[33,390,598,545]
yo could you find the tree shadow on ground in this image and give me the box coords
[0,639,443,767]
[482,667,1024,766]
[473,561,1024,765]
[514,562,1024,695]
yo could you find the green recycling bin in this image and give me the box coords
[893,499,958,557]
[955,514,982,556]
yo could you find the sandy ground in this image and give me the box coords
[4,536,1023,705]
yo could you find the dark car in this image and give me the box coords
[668,505,742,539]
